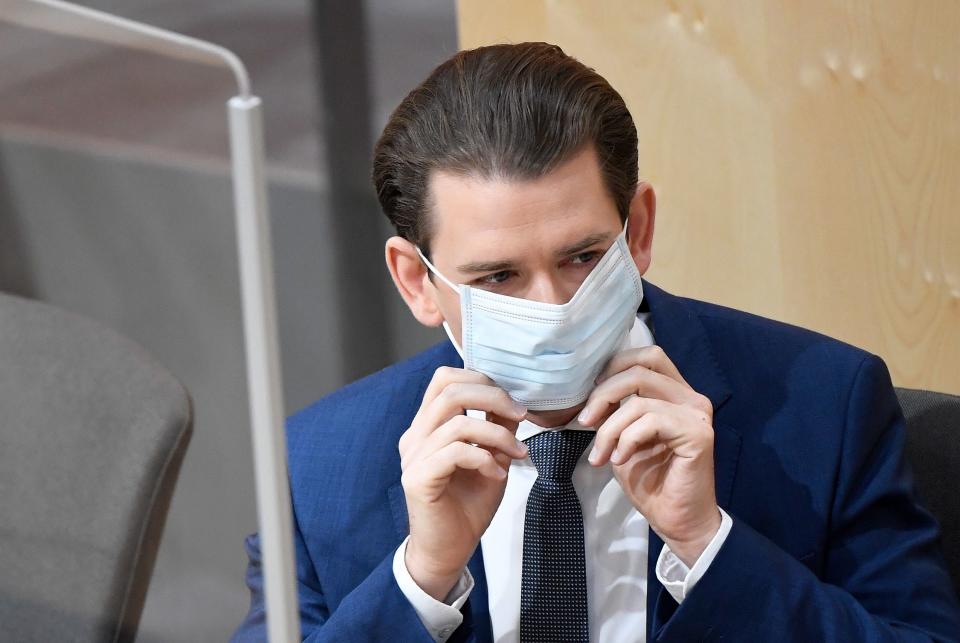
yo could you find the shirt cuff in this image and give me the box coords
[392,535,475,642]
[655,507,733,604]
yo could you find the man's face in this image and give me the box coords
[385,143,655,425]
[423,145,653,346]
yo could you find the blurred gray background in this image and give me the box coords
[0,0,457,639]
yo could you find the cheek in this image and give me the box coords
[434,288,464,341]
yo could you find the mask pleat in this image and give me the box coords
[453,226,645,410]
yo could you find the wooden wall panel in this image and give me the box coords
[457,0,960,394]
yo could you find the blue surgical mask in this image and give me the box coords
[416,222,644,410]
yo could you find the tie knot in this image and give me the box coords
[523,430,595,481]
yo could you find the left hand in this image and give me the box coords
[578,345,721,567]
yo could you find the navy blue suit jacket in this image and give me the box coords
[233,281,960,641]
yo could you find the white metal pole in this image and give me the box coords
[1,2,301,641]
[228,95,300,643]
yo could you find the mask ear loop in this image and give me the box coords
[414,246,467,360]
[441,321,466,360]
[414,246,461,293]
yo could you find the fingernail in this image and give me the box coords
[578,407,591,424]
[514,403,528,417]
[588,446,599,464]
[610,448,622,464]
[516,439,528,453]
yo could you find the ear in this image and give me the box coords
[385,236,445,327]
[626,181,656,276]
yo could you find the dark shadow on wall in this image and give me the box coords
[310,0,394,383]
[0,144,36,298]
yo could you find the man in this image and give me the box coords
[233,42,960,641]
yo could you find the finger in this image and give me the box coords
[588,396,674,465]
[609,413,678,465]
[412,381,527,441]
[596,346,687,387]
[403,367,494,456]
[422,415,528,461]
[487,410,520,427]
[580,364,699,426]
[483,413,523,472]
[426,381,527,425]
[487,411,521,436]
[416,366,493,418]
[424,441,509,485]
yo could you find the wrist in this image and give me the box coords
[405,540,466,602]
[660,507,722,568]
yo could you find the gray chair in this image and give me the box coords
[897,386,960,596]
[0,291,193,642]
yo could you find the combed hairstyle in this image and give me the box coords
[372,41,638,256]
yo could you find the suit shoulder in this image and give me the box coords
[286,340,457,441]
[682,296,874,372]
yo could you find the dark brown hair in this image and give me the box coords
[372,42,638,256]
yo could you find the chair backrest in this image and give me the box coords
[897,387,960,596]
[0,291,192,642]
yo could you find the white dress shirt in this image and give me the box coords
[393,313,733,642]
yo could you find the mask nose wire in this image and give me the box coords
[417,218,628,294]
[415,246,462,293]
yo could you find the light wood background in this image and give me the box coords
[457,0,960,394]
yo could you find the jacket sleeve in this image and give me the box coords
[230,506,436,642]
[653,354,960,642]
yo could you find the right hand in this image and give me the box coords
[399,366,528,601]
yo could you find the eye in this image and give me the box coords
[569,251,600,266]
[476,270,513,286]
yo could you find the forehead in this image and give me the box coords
[427,146,622,264]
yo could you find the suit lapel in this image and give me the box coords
[641,280,742,638]
[640,280,732,413]
[466,545,493,641]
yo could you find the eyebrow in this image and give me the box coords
[455,232,614,274]
[556,232,614,257]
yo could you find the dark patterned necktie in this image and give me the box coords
[520,429,594,642]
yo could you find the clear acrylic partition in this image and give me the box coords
[0,1,320,640]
